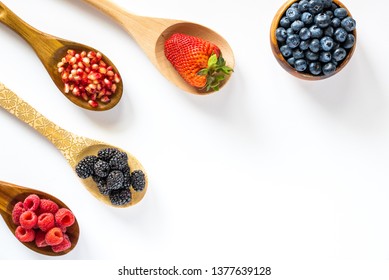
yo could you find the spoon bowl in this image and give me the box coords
[82,0,235,94]
[0,1,123,110]
[0,83,147,208]
[0,180,79,256]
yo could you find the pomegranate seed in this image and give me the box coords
[96,52,102,60]
[99,67,107,74]
[88,100,98,108]
[72,87,80,96]
[64,83,70,93]
[69,57,77,64]
[67,49,76,56]
[81,51,87,57]
[87,51,96,59]
[111,84,117,93]
[114,74,121,83]
[81,92,88,101]
[91,64,99,70]
[58,67,65,73]
[82,57,90,65]
[100,96,110,103]
[106,70,114,77]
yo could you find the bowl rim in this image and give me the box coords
[270,0,357,80]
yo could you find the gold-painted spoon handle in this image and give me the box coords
[0,83,100,167]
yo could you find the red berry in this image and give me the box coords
[15,226,35,242]
[38,199,59,214]
[52,234,71,253]
[23,194,40,211]
[45,227,64,246]
[37,212,55,232]
[19,210,38,229]
[12,202,25,225]
[35,230,48,247]
[55,208,75,228]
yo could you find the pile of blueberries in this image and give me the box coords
[275,0,356,76]
[75,148,146,206]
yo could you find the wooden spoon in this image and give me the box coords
[0,1,123,110]
[0,83,147,208]
[0,180,79,256]
[82,0,235,94]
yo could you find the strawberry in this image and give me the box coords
[164,33,233,91]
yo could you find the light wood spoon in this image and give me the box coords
[0,83,147,208]
[0,180,79,256]
[0,1,123,110]
[82,0,235,94]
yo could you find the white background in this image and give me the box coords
[0,0,389,275]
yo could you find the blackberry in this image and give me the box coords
[131,170,146,192]
[75,155,98,179]
[122,166,132,188]
[94,160,110,178]
[109,151,128,170]
[107,171,125,190]
[109,188,132,206]
[97,181,111,196]
[97,148,120,162]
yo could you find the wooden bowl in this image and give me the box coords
[270,0,357,80]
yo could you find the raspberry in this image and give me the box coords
[52,234,71,253]
[35,230,48,247]
[15,226,35,242]
[55,208,75,228]
[37,212,55,232]
[38,199,59,214]
[45,227,64,246]
[23,194,40,211]
[19,210,38,229]
[12,202,25,225]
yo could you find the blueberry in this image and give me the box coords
[298,0,309,12]
[293,49,305,59]
[305,50,319,61]
[308,0,324,14]
[332,47,347,61]
[309,38,320,52]
[299,40,310,50]
[331,3,338,11]
[322,62,336,75]
[294,59,308,72]
[324,26,334,37]
[291,20,305,32]
[280,16,291,28]
[320,36,334,51]
[286,7,301,21]
[309,25,323,38]
[341,17,356,32]
[287,57,296,66]
[334,8,348,19]
[286,34,300,48]
[276,27,288,42]
[331,17,341,28]
[280,45,293,57]
[322,0,333,8]
[343,34,355,49]
[319,51,332,63]
[301,12,314,25]
[291,3,299,9]
[326,10,334,19]
[309,61,322,75]
[314,13,331,28]
[286,28,295,35]
[299,27,311,40]
[334,27,348,42]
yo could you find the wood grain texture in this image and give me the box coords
[0,83,147,208]
[0,180,80,256]
[0,1,123,110]
[82,0,235,94]
[270,0,357,80]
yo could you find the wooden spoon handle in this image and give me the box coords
[0,180,18,214]
[0,2,62,66]
[0,83,99,166]
[82,0,180,62]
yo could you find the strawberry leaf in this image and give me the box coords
[208,54,218,67]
